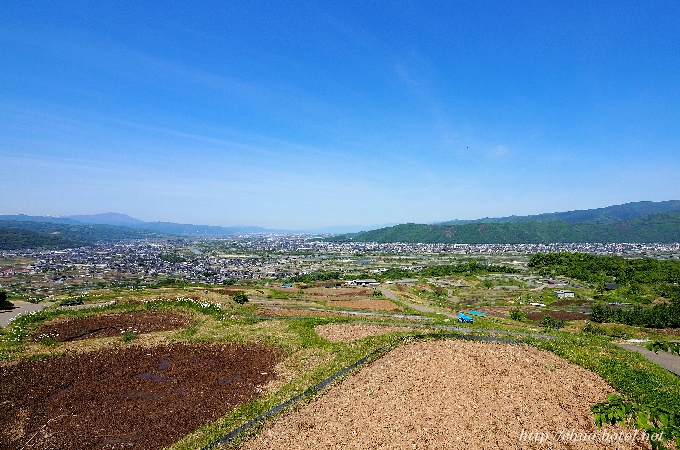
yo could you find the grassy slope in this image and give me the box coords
[1,286,679,449]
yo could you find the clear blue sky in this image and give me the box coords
[1,1,679,229]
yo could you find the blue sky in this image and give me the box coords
[1,1,679,229]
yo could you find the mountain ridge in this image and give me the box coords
[438,200,680,225]
[329,211,680,244]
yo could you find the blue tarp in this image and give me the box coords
[457,312,474,323]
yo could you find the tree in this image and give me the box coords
[232,292,249,304]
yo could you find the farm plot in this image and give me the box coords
[255,308,351,319]
[31,311,191,342]
[0,342,278,450]
[242,340,648,450]
[327,299,404,312]
[315,323,416,342]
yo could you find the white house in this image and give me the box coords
[554,290,575,299]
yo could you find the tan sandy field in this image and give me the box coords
[242,340,651,450]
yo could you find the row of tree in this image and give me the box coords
[528,252,680,287]
[286,261,520,284]
[591,303,680,329]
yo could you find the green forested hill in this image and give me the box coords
[329,212,680,244]
[0,221,169,249]
[0,227,86,250]
[439,200,680,225]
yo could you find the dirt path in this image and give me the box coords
[615,342,680,376]
[380,286,458,320]
[242,340,649,449]
[0,300,55,327]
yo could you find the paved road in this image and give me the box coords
[0,301,55,327]
[615,343,680,377]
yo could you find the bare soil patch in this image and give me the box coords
[527,310,591,322]
[242,340,648,450]
[328,299,404,312]
[0,342,278,450]
[32,311,191,342]
[315,323,416,342]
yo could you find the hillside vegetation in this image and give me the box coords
[0,227,86,250]
[329,212,680,244]
[0,221,168,249]
[439,200,680,225]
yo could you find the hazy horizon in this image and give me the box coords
[2,2,679,228]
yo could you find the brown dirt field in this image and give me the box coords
[527,310,591,322]
[32,311,191,342]
[242,340,649,450]
[315,324,416,342]
[0,342,278,450]
[328,299,404,312]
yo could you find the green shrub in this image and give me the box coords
[583,322,606,335]
[608,326,632,340]
[121,331,138,342]
[509,309,527,321]
[592,394,678,450]
[647,340,680,356]
[540,315,565,330]
[232,292,249,304]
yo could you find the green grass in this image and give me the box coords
[3,283,680,449]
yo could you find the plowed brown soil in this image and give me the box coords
[242,340,650,450]
[315,324,416,342]
[32,311,191,342]
[0,342,278,450]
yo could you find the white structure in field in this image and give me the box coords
[554,290,575,299]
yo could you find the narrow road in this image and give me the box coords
[615,343,680,377]
[0,300,55,327]
[380,285,458,319]
[380,285,556,339]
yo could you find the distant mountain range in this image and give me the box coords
[438,200,680,225]
[0,213,282,250]
[3,200,680,249]
[0,213,275,237]
[0,220,169,250]
[328,200,680,244]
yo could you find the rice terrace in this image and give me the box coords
[2,242,680,449]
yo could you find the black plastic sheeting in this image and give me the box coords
[202,333,515,449]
